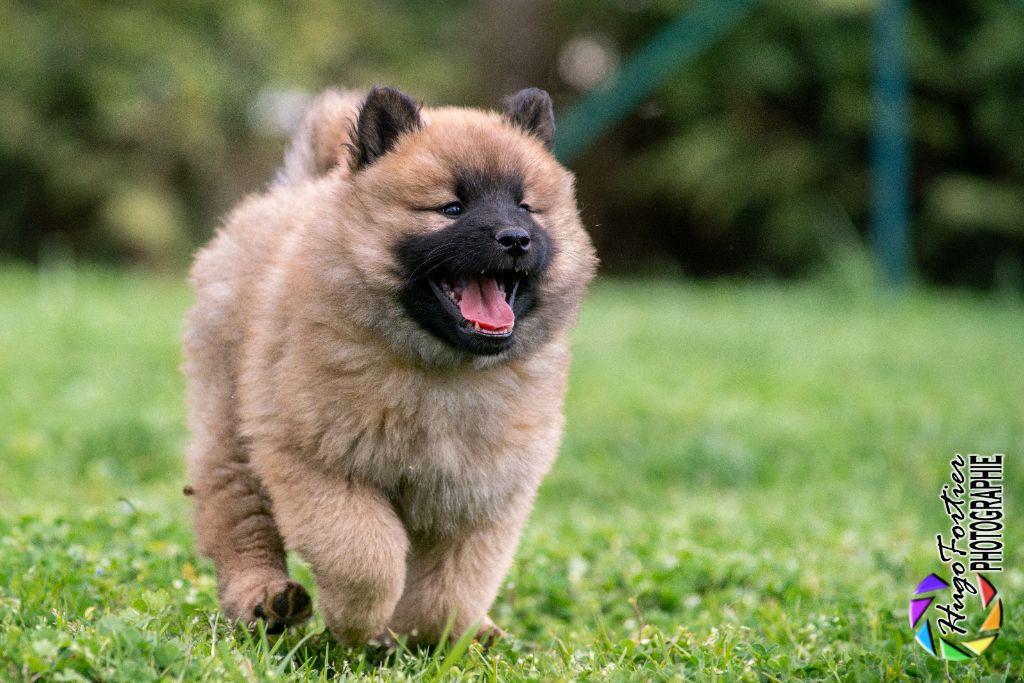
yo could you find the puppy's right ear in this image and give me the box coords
[504,88,555,150]
[353,86,421,169]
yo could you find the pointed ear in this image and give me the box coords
[353,86,421,168]
[504,88,555,150]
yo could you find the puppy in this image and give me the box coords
[183,86,597,645]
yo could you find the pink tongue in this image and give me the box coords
[458,276,514,330]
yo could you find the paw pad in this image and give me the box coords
[253,581,312,633]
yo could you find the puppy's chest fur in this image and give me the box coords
[267,344,567,537]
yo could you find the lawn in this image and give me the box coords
[0,264,1021,681]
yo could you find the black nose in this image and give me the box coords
[495,227,531,256]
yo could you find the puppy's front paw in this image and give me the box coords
[474,619,507,648]
[253,579,312,633]
[368,629,399,653]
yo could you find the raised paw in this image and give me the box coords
[253,580,312,633]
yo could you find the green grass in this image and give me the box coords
[1,263,1021,681]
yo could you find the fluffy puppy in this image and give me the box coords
[183,85,597,644]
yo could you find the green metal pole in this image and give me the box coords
[870,0,911,289]
[555,0,760,164]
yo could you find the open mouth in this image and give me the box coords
[429,272,522,338]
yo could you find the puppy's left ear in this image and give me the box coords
[504,88,555,150]
[354,86,422,169]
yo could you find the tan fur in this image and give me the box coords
[183,87,596,645]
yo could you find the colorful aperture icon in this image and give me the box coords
[909,573,1003,660]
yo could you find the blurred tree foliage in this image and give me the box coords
[0,0,475,266]
[546,0,1024,287]
[2,1,1023,288]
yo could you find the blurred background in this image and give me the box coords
[2,0,1023,290]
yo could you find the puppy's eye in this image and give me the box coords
[439,202,464,217]
[518,203,532,213]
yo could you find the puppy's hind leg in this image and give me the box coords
[187,435,312,633]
